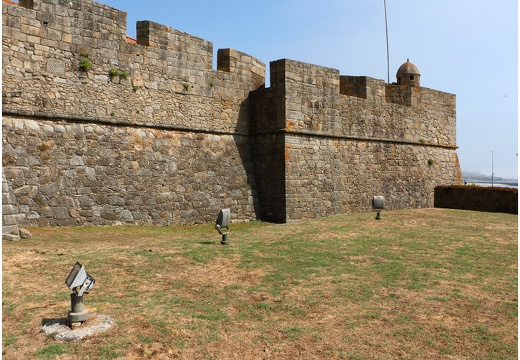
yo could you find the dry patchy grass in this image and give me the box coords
[2,209,518,359]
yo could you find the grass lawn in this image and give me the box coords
[2,208,517,359]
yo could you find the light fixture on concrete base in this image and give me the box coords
[215,208,231,245]
[372,196,385,220]
[64,262,95,325]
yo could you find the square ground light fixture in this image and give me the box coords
[215,209,231,245]
[372,196,385,220]
[65,262,95,325]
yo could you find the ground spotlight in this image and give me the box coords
[372,196,385,220]
[64,262,95,325]
[215,208,231,245]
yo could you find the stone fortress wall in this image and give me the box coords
[2,0,462,227]
[251,60,461,222]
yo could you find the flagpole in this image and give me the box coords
[384,0,390,84]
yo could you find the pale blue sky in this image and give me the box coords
[102,0,518,179]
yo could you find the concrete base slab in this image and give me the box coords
[41,314,114,342]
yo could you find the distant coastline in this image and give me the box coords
[464,181,518,189]
[462,171,518,189]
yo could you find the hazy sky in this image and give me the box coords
[102,0,518,179]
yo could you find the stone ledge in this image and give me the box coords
[2,108,249,137]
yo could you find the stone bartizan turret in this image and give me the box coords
[396,59,420,86]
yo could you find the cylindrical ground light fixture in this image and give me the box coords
[220,232,229,245]
[68,293,89,323]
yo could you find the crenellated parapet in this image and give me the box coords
[136,20,213,70]
[256,58,456,147]
[217,48,266,89]
[340,76,386,101]
[15,0,127,42]
[3,0,265,133]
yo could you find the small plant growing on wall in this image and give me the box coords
[78,52,92,72]
[133,86,139,92]
[419,137,426,143]
[108,68,119,77]
[428,159,435,166]
[79,58,92,72]
[183,82,190,91]
[108,67,131,83]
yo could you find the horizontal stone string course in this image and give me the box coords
[2,0,462,227]
[2,109,251,137]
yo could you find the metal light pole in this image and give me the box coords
[490,150,494,187]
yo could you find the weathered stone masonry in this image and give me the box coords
[2,0,462,228]
[251,60,462,222]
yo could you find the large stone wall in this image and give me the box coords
[2,0,264,226]
[2,116,258,226]
[2,169,21,239]
[2,0,462,227]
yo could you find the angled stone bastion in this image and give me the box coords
[2,0,462,226]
